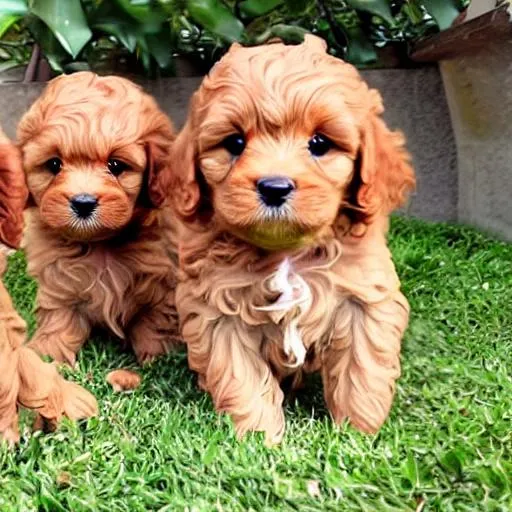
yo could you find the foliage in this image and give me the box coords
[1,217,511,509]
[0,0,468,75]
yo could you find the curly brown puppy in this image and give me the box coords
[17,72,180,367]
[0,125,97,445]
[171,36,415,444]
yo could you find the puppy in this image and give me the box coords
[17,72,179,367]
[0,125,97,444]
[171,36,415,444]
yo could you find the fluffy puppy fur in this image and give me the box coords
[172,36,415,444]
[0,125,97,445]
[17,72,179,367]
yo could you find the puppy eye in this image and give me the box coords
[222,133,246,156]
[108,158,130,176]
[44,157,62,175]
[308,133,334,157]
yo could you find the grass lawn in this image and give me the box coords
[0,217,511,511]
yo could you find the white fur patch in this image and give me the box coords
[257,258,312,367]
[0,243,15,256]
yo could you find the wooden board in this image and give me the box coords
[410,3,512,62]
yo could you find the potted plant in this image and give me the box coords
[0,0,467,80]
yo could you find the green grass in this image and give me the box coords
[1,217,511,511]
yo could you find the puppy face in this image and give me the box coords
[173,36,414,250]
[18,72,174,241]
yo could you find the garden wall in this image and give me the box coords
[0,65,457,223]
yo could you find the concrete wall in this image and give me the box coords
[0,66,458,223]
[440,38,512,241]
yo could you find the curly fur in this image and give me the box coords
[172,36,415,444]
[0,126,97,445]
[17,72,180,366]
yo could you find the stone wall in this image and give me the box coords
[440,38,512,241]
[0,66,458,223]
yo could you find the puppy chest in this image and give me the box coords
[253,259,339,370]
[38,255,143,335]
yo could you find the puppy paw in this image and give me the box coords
[0,426,20,447]
[133,338,173,366]
[106,369,142,392]
[32,414,57,434]
[28,336,77,368]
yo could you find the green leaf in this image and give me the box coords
[30,0,92,58]
[93,21,138,52]
[116,0,168,26]
[440,448,465,478]
[402,452,420,487]
[187,0,244,42]
[91,1,139,52]
[27,15,69,71]
[267,23,307,42]
[146,29,172,69]
[134,33,152,72]
[422,0,460,30]
[345,0,394,25]
[341,23,377,65]
[0,59,22,72]
[239,0,283,17]
[63,60,90,72]
[283,0,309,15]
[403,2,424,25]
[0,13,20,37]
[202,432,221,465]
[0,0,27,16]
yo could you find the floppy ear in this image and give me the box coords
[351,90,415,223]
[138,141,170,208]
[170,119,204,221]
[138,117,175,209]
[0,128,28,249]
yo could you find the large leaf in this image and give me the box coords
[146,28,172,68]
[345,0,394,25]
[0,13,20,37]
[0,0,27,15]
[116,0,168,28]
[340,23,377,65]
[239,0,283,17]
[187,0,244,42]
[422,0,460,30]
[31,0,92,58]
[0,59,23,72]
[283,0,309,15]
[91,1,139,52]
[27,15,69,71]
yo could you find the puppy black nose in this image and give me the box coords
[257,177,295,207]
[70,194,97,219]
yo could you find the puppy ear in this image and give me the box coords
[170,119,203,220]
[138,141,169,208]
[0,128,28,249]
[351,90,415,223]
[138,116,175,209]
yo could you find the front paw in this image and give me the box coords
[132,335,179,365]
[28,334,77,367]
[231,401,286,447]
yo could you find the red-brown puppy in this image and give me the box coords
[0,125,97,444]
[18,72,179,367]
[172,36,415,444]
